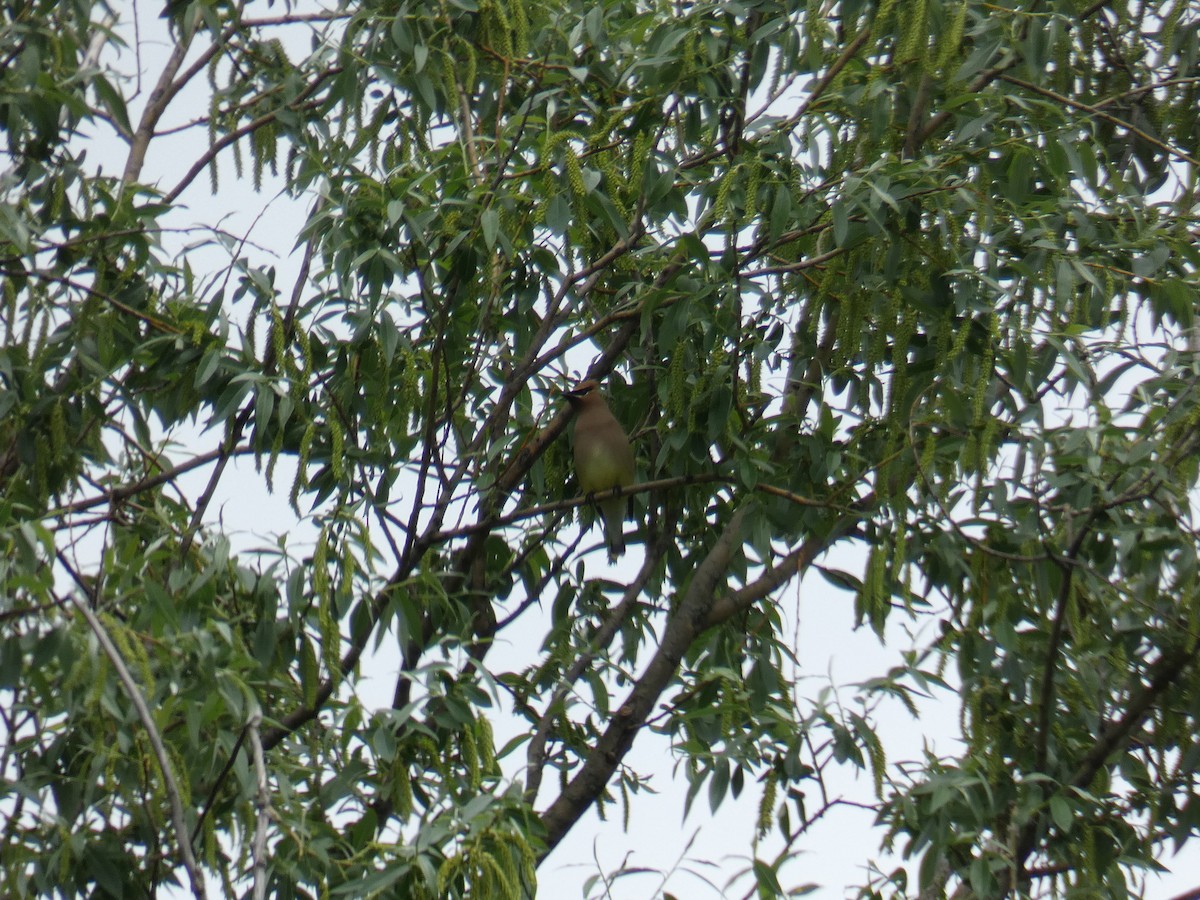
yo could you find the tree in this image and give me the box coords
[2,0,1199,896]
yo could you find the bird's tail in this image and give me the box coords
[600,497,626,560]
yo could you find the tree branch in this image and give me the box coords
[123,10,203,185]
[537,505,749,857]
[524,547,661,805]
[1001,73,1200,168]
[783,25,873,132]
[247,707,271,900]
[66,592,208,899]
[44,445,253,518]
[163,68,340,203]
[177,215,316,559]
[998,637,1200,894]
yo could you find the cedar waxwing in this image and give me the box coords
[563,379,635,559]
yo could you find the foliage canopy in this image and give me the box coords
[2,0,1199,897]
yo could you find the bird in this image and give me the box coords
[562,379,635,559]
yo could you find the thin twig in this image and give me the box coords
[247,707,271,900]
[65,592,208,899]
[783,25,873,131]
[164,69,340,203]
[45,445,254,517]
[424,473,855,545]
[178,212,317,559]
[0,267,181,334]
[192,725,248,849]
[1001,73,1200,168]
[914,60,1019,151]
[524,550,658,804]
[746,246,848,277]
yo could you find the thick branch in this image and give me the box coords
[524,549,660,805]
[123,11,202,185]
[537,505,748,858]
[704,492,872,628]
[1064,641,1200,793]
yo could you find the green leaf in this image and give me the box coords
[92,76,133,136]
[832,200,848,247]
[194,347,222,388]
[330,865,408,896]
[1049,795,1074,833]
[481,206,499,250]
[708,758,730,812]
